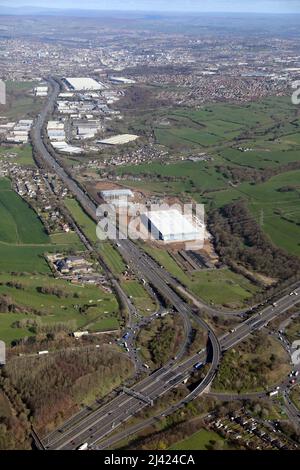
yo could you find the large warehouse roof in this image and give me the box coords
[98,134,139,145]
[101,189,134,199]
[64,77,104,91]
[141,209,201,242]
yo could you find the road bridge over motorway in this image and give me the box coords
[123,387,153,406]
[32,77,300,451]
[31,77,220,450]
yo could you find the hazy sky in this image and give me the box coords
[1,0,300,13]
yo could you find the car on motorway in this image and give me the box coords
[194,362,203,370]
[77,442,89,451]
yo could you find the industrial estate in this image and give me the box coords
[0,3,300,456]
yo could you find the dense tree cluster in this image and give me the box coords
[0,295,23,314]
[137,315,184,367]
[4,347,134,434]
[36,286,70,298]
[217,160,300,184]
[209,201,300,281]
[0,376,31,450]
[213,331,288,393]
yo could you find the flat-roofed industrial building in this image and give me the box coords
[64,77,105,91]
[98,134,139,145]
[100,189,134,200]
[141,209,201,242]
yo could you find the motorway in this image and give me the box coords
[42,285,300,450]
[31,80,193,373]
[32,78,300,450]
[31,77,221,450]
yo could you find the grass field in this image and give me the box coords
[0,178,49,245]
[143,245,259,308]
[99,242,126,275]
[64,198,126,274]
[0,145,35,167]
[291,385,300,411]
[116,95,300,260]
[3,80,42,120]
[50,231,83,246]
[64,198,98,243]
[187,269,259,307]
[206,170,300,256]
[116,160,227,193]
[0,273,119,344]
[121,280,157,315]
[170,429,228,450]
[118,166,300,258]
[0,178,83,273]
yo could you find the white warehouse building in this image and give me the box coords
[141,209,201,242]
[100,189,134,201]
[64,77,105,91]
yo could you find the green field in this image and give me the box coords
[0,179,49,245]
[187,269,259,307]
[116,160,227,194]
[116,95,300,259]
[64,198,98,243]
[0,273,119,344]
[0,178,83,273]
[0,145,35,167]
[121,280,157,315]
[170,429,228,450]
[206,170,300,256]
[50,231,83,246]
[99,242,126,275]
[3,80,42,120]
[143,245,259,308]
[291,385,300,411]
[128,95,295,152]
[65,198,126,275]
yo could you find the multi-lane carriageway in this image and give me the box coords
[43,287,300,450]
[32,77,300,450]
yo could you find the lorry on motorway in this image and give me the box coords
[194,362,203,370]
[77,443,88,451]
[38,350,49,355]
